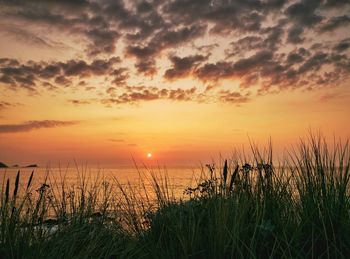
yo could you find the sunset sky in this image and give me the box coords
[0,0,349,167]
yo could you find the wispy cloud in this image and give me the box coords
[0,101,19,110]
[0,120,78,133]
[107,139,124,143]
[68,99,92,106]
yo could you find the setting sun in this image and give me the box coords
[147,153,152,158]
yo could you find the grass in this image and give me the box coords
[0,134,349,258]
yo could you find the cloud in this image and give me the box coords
[324,0,350,7]
[68,99,91,105]
[54,76,71,86]
[125,24,207,75]
[134,59,157,76]
[284,1,323,44]
[195,50,273,82]
[234,50,273,75]
[298,52,329,74]
[60,57,120,77]
[285,48,309,65]
[319,92,344,102]
[102,86,198,105]
[1,25,55,48]
[1,0,117,55]
[84,28,120,56]
[163,0,265,35]
[0,57,123,91]
[107,139,124,143]
[0,120,78,133]
[319,15,350,32]
[0,101,21,110]
[285,1,323,26]
[227,36,265,58]
[219,91,251,105]
[333,38,350,52]
[164,54,208,80]
[0,0,349,105]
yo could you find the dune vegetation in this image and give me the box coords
[1,135,350,259]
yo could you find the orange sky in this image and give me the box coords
[0,0,349,167]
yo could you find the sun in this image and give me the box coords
[147,153,152,158]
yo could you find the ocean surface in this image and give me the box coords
[0,166,205,200]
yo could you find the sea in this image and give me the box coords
[0,165,206,201]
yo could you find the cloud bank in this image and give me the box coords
[0,0,349,106]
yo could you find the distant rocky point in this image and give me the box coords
[0,162,8,168]
[25,164,38,168]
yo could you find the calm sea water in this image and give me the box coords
[0,166,204,199]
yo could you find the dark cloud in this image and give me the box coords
[284,1,323,44]
[0,0,117,55]
[54,76,71,86]
[0,57,123,91]
[195,50,273,81]
[219,91,251,105]
[126,24,206,74]
[234,50,273,75]
[0,63,37,91]
[85,28,120,56]
[196,42,350,94]
[287,25,305,44]
[227,36,265,58]
[324,0,350,7]
[134,59,157,76]
[298,52,329,74]
[126,45,158,60]
[264,0,288,10]
[163,0,265,35]
[0,120,78,133]
[60,57,120,77]
[125,24,206,59]
[164,55,208,80]
[226,21,285,59]
[39,64,61,79]
[102,86,198,105]
[285,48,310,65]
[168,87,197,101]
[110,68,129,86]
[334,38,350,52]
[285,1,323,26]
[194,61,234,81]
[320,15,350,32]
[0,58,20,66]
[102,90,159,105]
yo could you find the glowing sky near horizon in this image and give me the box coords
[0,0,349,166]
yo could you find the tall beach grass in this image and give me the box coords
[0,134,349,258]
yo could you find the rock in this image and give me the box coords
[0,162,8,168]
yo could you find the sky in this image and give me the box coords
[0,0,349,167]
